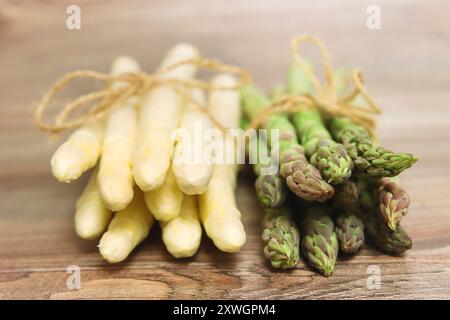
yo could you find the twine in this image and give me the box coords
[247,34,381,137]
[35,34,381,138]
[34,57,252,134]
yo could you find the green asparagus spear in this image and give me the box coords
[291,109,353,184]
[332,180,365,254]
[301,206,339,276]
[378,177,410,231]
[333,180,360,207]
[241,85,334,202]
[359,179,412,254]
[378,178,410,230]
[329,117,417,177]
[270,84,289,100]
[240,117,250,131]
[241,115,287,207]
[242,115,299,268]
[269,115,334,202]
[252,133,287,208]
[329,69,417,177]
[334,207,365,254]
[287,60,314,94]
[288,64,353,185]
[261,207,300,269]
[254,175,286,208]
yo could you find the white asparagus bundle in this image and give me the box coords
[74,169,112,240]
[144,168,183,222]
[198,74,246,253]
[97,56,140,211]
[161,195,202,258]
[98,189,154,263]
[132,44,200,191]
[172,88,213,195]
[51,121,103,183]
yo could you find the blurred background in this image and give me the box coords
[1,0,449,299]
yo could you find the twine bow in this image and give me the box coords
[34,57,252,135]
[247,34,381,137]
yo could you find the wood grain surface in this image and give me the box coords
[1,0,450,300]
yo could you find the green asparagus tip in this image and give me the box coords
[323,157,352,185]
[262,208,300,269]
[310,140,353,186]
[389,153,418,173]
[387,220,397,232]
[316,254,337,277]
[280,146,335,202]
[335,211,365,254]
[255,175,287,208]
[301,207,339,276]
[322,267,334,277]
[375,153,418,177]
[379,177,410,230]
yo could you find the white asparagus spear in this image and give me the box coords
[98,189,154,263]
[161,195,202,258]
[144,168,183,222]
[172,88,213,195]
[97,56,140,211]
[132,43,200,191]
[198,74,246,253]
[51,121,103,183]
[74,169,112,240]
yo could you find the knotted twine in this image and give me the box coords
[246,34,381,138]
[34,57,252,135]
[34,34,381,138]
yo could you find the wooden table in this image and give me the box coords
[1,0,449,299]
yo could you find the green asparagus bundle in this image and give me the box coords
[241,44,416,276]
[301,206,339,276]
[261,207,300,269]
[359,179,412,255]
[378,177,410,231]
[241,85,334,202]
[288,64,354,185]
